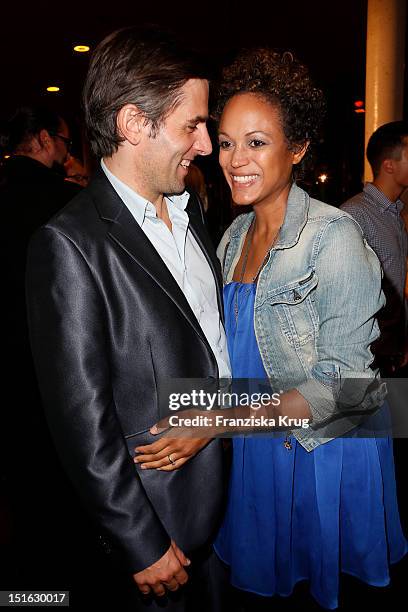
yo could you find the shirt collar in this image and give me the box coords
[363,182,404,214]
[100,159,190,226]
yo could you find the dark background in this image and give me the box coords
[1,1,407,609]
[2,0,406,211]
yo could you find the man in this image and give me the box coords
[0,106,84,589]
[1,105,80,338]
[341,122,408,376]
[0,105,79,225]
[26,27,230,610]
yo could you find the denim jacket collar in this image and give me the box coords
[230,183,309,249]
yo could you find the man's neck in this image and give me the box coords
[372,177,402,203]
[103,157,172,230]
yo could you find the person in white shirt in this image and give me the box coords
[26,26,230,611]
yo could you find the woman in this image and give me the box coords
[135,49,407,609]
[209,49,407,609]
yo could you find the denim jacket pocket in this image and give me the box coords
[263,270,318,348]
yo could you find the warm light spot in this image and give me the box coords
[74,45,90,53]
[354,108,365,114]
[318,173,328,183]
[46,86,60,92]
[4,155,10,159]
[354,100,364,108]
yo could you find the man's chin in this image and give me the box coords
[164,181,186,196]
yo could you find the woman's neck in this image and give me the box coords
[252,182,290,238]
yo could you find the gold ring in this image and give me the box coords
[168,454,176,465]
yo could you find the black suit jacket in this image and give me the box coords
[26,168,226,573]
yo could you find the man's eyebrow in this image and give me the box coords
[187,115,209,123]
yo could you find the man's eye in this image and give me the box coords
[219,141,232,150]
[249,139,266,147]
[187,125,198,132]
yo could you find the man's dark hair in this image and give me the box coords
[0,106,62,154]
[83,26,210,158]
[367,121,408,177]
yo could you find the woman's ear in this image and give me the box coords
[293,141,310,165]
[116,104,145,146]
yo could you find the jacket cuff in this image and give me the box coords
[296,377,337,425]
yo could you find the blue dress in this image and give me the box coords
[214,282,407,610]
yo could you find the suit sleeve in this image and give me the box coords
[26,226,170,573]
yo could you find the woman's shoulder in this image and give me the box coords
[307,196,366,240]
[306,196,380,276]
[308,196,356,223]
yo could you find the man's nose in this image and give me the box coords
[195,125,212,156]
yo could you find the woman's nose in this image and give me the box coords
[230,147,248,167]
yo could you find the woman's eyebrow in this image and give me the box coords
[218,130,269,137]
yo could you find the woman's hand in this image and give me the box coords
[134,436,211,471]
[134,408,224,471]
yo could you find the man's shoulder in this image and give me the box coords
[339,191,376,228]
[46,186,94,224]
[340,191,370,215]
[38,183,107,249]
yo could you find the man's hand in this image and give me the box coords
[133,540,190,596]
[134,436,211,471]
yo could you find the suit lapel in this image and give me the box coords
[88,169,211,344]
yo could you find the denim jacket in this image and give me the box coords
[217,183,385,451]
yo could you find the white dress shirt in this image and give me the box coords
[101,160,231,378]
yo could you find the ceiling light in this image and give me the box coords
[74,45,90,53]
[46,86,60,92]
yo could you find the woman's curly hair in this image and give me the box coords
[213,48,325,178]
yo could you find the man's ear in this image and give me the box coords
[382,158,395,175]
[37,129,52,151]
[116,104,146,146]
[293,141,309,165]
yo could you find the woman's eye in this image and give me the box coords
[249,139,266,147]
[219,141,232,150]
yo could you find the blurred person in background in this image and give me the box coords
[342,122,408,377]
[64,154,89,188]
[0,105,80,225]
[0,104,81,360]
[0,105,87,597]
